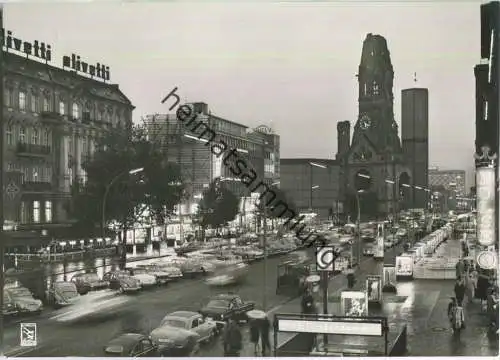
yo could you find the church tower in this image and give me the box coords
[341,33,410,219]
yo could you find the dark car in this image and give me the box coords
[103,271,142,293]
[104,333,159,357]
[71,273,109,295]
[199,294,254,329]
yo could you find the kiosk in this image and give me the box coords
[395,255,414,280]
[366,275,382,304]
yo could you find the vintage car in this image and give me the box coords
[104,333,160,357]
[174,242,201,256]
[2,290,18,317]
[134,265,171,284]
[124,268,158,287]
[103,271,141,293]
[5,286,43,314]
[150,311,217,356]
[204,262,248,286]
[46,281,80,307]
[363,245,375,257]
[71,273,109,295]
[199,293,255,328]
[151,264,184,281]
[175,259,215,279]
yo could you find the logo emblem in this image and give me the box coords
[477,250,497,270]
[316,246,334,271]
[20,323,37,347]
[5,182,20,199]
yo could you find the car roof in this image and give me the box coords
[168,311,199,318]
[107,333,145,349]
[213,293,238,300]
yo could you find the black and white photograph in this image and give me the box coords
[0,0,498,357]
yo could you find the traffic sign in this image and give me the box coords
[5,182,20,199]
[316,246,334,271]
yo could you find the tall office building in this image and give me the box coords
[401,88,429,209]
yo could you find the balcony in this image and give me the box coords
[22,181,52,192]
[16,143,51,157]
[40,111,63,123]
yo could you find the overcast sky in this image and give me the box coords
[5,2,482,186]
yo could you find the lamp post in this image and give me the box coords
[101,167,144,252]
[309,162,327,213]
[354,189,364,267]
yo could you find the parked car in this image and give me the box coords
[150,311,216,356]
[152,264,184,281]
[71,273,109,295]
[103,272,141,293]
[135,265,171,284]
[46,281,80,307]
[124,268,158,287]
[363,246,374,257]
[2,290,18,317]
[199,293,255,329]
[5,286,43,314]
[104,333,160,357]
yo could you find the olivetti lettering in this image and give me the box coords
[2,28,52,61]
[62,54,110,81]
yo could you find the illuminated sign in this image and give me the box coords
[396,256,413,276]
[277,318,383,336]
[2,28,52,62]
[476,167,496,246]
[62,54,110,81]
[374,223,384,259]
[341,291,368,317]
[366,275,382,302]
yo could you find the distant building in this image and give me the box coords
[401,88,429,209]
[280,158,340,220]
[428,167,466,195]
[143,102,280,215]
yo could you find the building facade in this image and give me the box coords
[2,50,134,242]
[428,167,466,195]
[401,88,429,209]
[280,158,341,220]
[143,102,280,216]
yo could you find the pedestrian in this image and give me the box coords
[259,315,271,356]
[465,272,475,304]
[454,276,466,306]
[455,259,464,279]
[223,318,242,357]
[477,270,490,310]
[346,265,356,289]
[249,319,260,356]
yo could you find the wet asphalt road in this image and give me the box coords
[4,237,405,357]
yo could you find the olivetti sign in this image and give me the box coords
[2,28,111,81]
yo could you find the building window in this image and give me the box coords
[31,128,39,144]
[20,201,26,223]
[31,93,38,112]
[363,83,367,96]
[72,103,79,119]
[43,96,50,111]
[33,201,40,223]
[43,129,50,146]
[19,127,26,143]
[372,81,380,96]
[483,101,488,121]
[19,91,26,110]
[6,126,12,146]
[59,101,65,115]
[45,201,52,222]
[33,168,39,182]
[5,88,12,107]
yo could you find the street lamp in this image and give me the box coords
[354,189,364,266]
[309,161,327,214]
[101,167,144,242]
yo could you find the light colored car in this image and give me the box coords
[150,311,217,353]
[135,265,171,284]
[103,272,142,293]
[204,262,248,286]
[153,264,184,280]
[5,286,43,314]
[126,268,158,287]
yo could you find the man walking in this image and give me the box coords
[223,318,242,357]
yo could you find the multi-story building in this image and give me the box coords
[143,102,280,216]
[3,49,134,246]
[428,167,466,195]
[280,158,341,220]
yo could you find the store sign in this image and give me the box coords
[366,275,382,302]
[341,291,368,316]
[277,318,383,336]
[396,256,413,276]
[383,265,396,286]
[374,223,384,259]
[476,167,496,246]
[2,28,111,81]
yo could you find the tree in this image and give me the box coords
[69,125,184,267]
[196,178,239,237]
[256,185,298,232]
